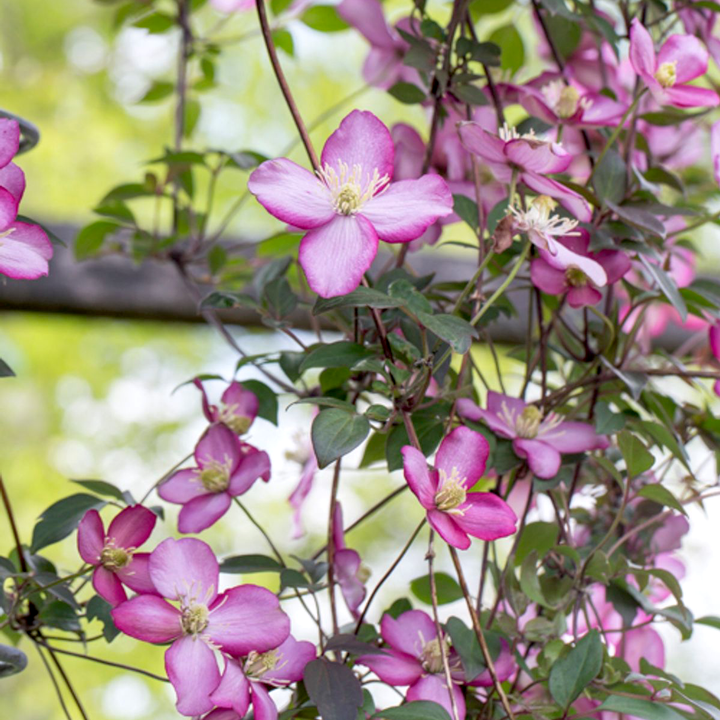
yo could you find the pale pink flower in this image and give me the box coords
[332,502,367,618]
[194,378,259,435]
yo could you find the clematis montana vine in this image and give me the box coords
[209,634,316,720]
[248,110,453,298]
[77,504,157,606]
[401,426,517,549]
[194,378,259,435]
[112,537,290,717]
[158,423,270,533]
[629,19,719,108]
[0,118,53,279]
[458,392,609,479]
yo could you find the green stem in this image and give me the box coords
[233,497,285,567]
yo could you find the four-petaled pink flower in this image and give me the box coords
[0,119,53,279]
[195,378,259,435]
[112,537,290,717]
[401,426,518,550]
[209,634,316,720]
[248,110,453,298]
[457,392,609,479]
[629,19,719,108]
[531,229,630,308]
[159,423,270,533]
[333,502,368,618]
[77,505,157,606]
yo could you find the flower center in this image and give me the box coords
[541,81,581,119]
[508,195,580,245]
[420,637,451,674]
[655,61,677,88]
[100,545,132,570]
[515,406,543,439]
[318,160,389,216]
[198,460,231,493]
[566,266,588,287]
[434,466,467,512]
[181,603,209,636]
[245,649,281,679]
[219,405,251,434]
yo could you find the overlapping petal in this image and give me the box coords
[435,426,489,487]
[166,635,219,717]
[149,537,219,605]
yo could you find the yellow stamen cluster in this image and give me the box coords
[566,266,588,287]
[219,405,251,435]
[181,603,209,636]
[420,636,452,674]
[100,545,132,570]
[655,61,677,88]
[198,459,231,493]
[434,466,467,512]
[245,649,281,678]
[515,406,543,439]
[318,161,389,216]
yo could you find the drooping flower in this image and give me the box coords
[458,121,592,222]
[530,229,630,308]
[248,110,453,298]
[158,424,270,533]
[401,426,518,550]
[194,378,259,435]
[332,502,368,618]
[0,118,53,279]
[457,392,609,479]
[77,505,157,606]
[209,634,316,720]
[112,537,290,717]
[629,18,719,108]
[711,120,720,186]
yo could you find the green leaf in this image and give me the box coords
[70,479,125,500]
[0,359,15,378]
[75,221,120,259]
[594,401,625,434]
[445,617,485,681]
[385,597,413,619]
[139,80,175,103]
[280,568,311,590]
[262,277,298,320]
[453,194,479,232]
[456,37,501,64]
[452,83,489,105]
[488,25,524,73]
[696,616,720,630]
[200,291,258,310]
[594,150,627,205]
[299,342,375,374]
[469,0,513,17]
[388,82,427,104]
[607,201,666,238]
[219,554,283,573]
[133,11,175,33]
[227,150,270,170]
[410,572,463,605]
[31,494,107,553]
[417,313,477,354]
[272,28,294,56]
[548,630,603,708]
[324,634,388,656]
[617,430,654,478]
[359,431,387,468]
[304,658,364,720]
[313,287,403,315]
[300,5,349,32]
[39,601,81,632]
[86,595,120,643]
[388,279,432,315]
[94,200,135,224]
[514,522,558,566]
[312,409,370,469]
[639,255,688,322]
[240,380,278,425]
[598,696,686,720]
[376,702,451,720]
[520,551,548,607]
[637,484,687,516]
[0,644,27,678]
[386,411,446,472]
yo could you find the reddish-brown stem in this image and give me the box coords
[0,475,27,572]
[326,459,342,640]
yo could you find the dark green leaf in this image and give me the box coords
[299,342,375,374]
[304,658,364,720]
[594,151,627,205]
[607,201,666,238]
[75,221,121,259]
[410,572,463,605]
[31,494,106,553]
[39,601,81,632]
[385,597,413,619]
[637,484,686,516]
[377,702,451,720]
[445,617,485,681]
[312,409,370,469]
[70,479,125,500]
[313,287,404,315]
[452,83,489,105]
[594,401,625,434]
[453,194,479,232]
[0,644,27,678]
[388,82,427,104]
[263,277,298,320]
[0,359,15,378]
[618,430,654,477]
[598,696,686,720]
[220,554,283,573]
[548,630,603,708]
[514,521,558,566]
[639,255,687,322]
[241,380,278,425]
[417,313,477,353]
[324,634,387,656]
[86,595,120,643]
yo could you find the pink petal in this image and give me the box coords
[221,382,259,427]
[206,585,290,656]
[210,0,255,10]
[116,552,157,595]
[531,258,568,295]
[196,424,242,474]
[469,640,515,687]
[0,163,26,202]
[248,158,334,229]
[337,0,396,49]
[513,438,561,479]
[488,391,526,417]
[262,635,317,684]
[407,674,466,720]
[149,537,219,605]
[566,285,603,308]
[77,509,105,564]
[332,502,346,551]
[204,710,241,720]
[402,445,438,508]
[0,119,19,168]
[650,514,690,554]
[663,84,720,108]
[544,237,607,287]
[578,94,627,126]
[107,504,156,550]
[211,658,251,716]
[178,492,232,533]
[712,120,720,185]
[505,139,572,175]
[658,34,708,83]
[597,248,631,283]
[0,188,18,233]
[356,647,423,685]
[0,222,53,279]
[289,452,318,539]
[428,509,471,549]
[630,19,657,76]
[229,450,270,496]
[362,47,403,89]
[710,324,720,358]
[381,609,437,659]
[111,594,181,642]
[521,172,592,222]
[361,176,453,243]
[453,493,518,541]
[251,681,279,720]
[539,420,607,452]
[435,426,489,488]
[158,468,205,504]
[92,566,127,607]
[321,110,394,185]
[166,636,219,717]
[391,123,426,180]
[457,396,516,438]
[457,123,509,166]
[298,215,379,298]
[194,378,218,423]
[621,626,665,672]
[335,547,366,617]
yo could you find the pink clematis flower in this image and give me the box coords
[531,229,630,308]
[0,119,53,279]
[194,378,259,435]
[210,0,255,10]
[112,537,290,717]
[209,634,316,720]
[158,424,270,533]
[248,110,453,298]
[629,19,719,108]
[458,392,609,479]
[458,121,592,222]
[711,120,720,186]
[401,426,518,550]
[332,502,368,618]
[709,323,720,395]
[77,505,157,607]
